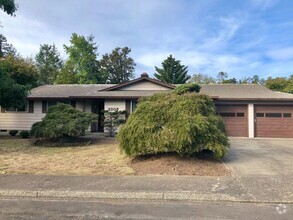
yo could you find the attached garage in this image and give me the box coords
[216,105,248,137]
[255,106,293,138]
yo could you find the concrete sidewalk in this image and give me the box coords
[0,174,292,203]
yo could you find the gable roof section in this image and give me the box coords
[100,73,176,91]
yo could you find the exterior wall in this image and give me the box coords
[0,101,45,131]
[104,99,126,111]
[117,81,170,91]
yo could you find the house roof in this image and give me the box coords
[27,81,293,101]
[200,84,293,100]
[28,84,116,98]
[100,73,176,91]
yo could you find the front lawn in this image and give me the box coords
[0,138,231,176]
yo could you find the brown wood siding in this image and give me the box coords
[255,106,293,138]
[216,105,248,137]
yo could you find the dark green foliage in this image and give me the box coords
[154,55,190,84]
[103,110,127,137]
[9,130,18,136]
[30,103,98,139]
[0,54,38,109]
[19,130,29,139]
[118,93,229,159]
[0,34,16,58]
[100,47,136,84]
[173,83,201,95]
[35,44,63,85]
[0,0,17,16]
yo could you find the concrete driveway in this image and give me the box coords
[224,138,293,176]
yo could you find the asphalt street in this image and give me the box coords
[0,197,291,220]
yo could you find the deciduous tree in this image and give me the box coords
[189,73,216,84]
[56,33,102,84]
[100,47,135,84]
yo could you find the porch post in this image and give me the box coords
[248,103,254,138]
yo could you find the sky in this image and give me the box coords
[1,0,293,79]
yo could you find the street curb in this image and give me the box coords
[0,190,292,204]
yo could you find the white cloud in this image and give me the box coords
[266,47,293,61]
[0,11,68,58]
[250,0,278,9]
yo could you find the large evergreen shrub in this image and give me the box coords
[30,103,97,139]
[118,92,229,159]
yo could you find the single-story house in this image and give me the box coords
[1,73,293,138]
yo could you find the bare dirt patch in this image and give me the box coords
[0,138,231,176]
[131,153,231,176]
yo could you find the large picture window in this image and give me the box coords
[42,100,76,113]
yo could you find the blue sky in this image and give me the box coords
[1,0,293,79]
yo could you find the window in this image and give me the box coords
[237,113,245,117]
[131,100,138,113]
[283,113,292,118]
[219,112,235,117]
[42,100,76,113]
[265,113,282,117]
[256,113,264,117]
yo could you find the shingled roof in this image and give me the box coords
[28,84,115,98]
[28,83,293,101]
[200,84,293,100]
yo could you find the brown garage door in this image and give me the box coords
[255,106,293,137]
[216,105,248,137]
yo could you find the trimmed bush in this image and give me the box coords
[19,130,29,139]
[173,83,201,95]
[103,110,127,137]
[30,103,97,139]
[118,92,229,159]
[9,130,18,136]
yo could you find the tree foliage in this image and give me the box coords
[100,47,135,84]
[35,44,63,85]
[118,92,229,159]
[103,110,127,137]
[265,77,290,92]
[0,55,38,109]
[0,0,17,16]
[0,34,16,57]
[216,71,228,83]
[56,33,102,84]
[154,55,190,84]
[30,103,98,139]
[189,73,216,84]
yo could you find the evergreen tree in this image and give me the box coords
[154,55,190,84]
[0,34,16,57]
[35,44,63,85]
